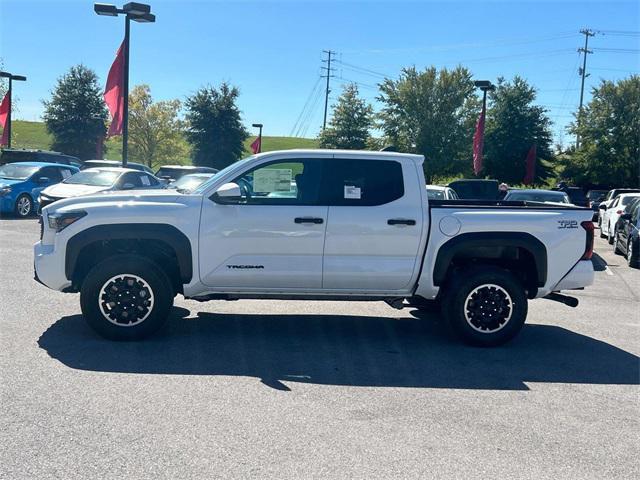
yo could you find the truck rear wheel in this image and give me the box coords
[443,267,528,347]
[80,254,173,340]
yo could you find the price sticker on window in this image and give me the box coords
[344,185,361,199]
[140,175,150,186]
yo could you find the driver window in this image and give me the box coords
[230,159,322,205]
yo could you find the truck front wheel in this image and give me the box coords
[80,254,173,340]
[443,267,528,347]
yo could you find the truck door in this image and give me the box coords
[199,157,328,289]
[322,157,425,292]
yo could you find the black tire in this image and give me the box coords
[80,254,173,340]
[628,239,639,268]
[14,193,33,217]
[607,228,615,245]
[442,267,528,347]
[613,233,623,255]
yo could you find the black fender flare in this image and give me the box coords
[433,232,547,287]
[65,223,193,283]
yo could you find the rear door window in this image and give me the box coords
[322,159,404,206]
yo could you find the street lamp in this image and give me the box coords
[474,80,495,110]
[94,2,155,166]
[252,123,263,154]
[0,71,27,149]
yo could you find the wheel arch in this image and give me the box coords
[433,232,547,294]
[65,224,193,292]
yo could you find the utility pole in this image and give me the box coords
[321,50,335,131]
[576,28,596,149]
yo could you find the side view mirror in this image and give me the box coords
[37,177,50,184]
[121,183,136,190]
[598,204,607,210]
[212,182,241,202]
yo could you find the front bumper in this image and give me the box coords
[34,241,72,291]
[553,260,595,291]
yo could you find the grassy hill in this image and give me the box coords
[9,120,318,162]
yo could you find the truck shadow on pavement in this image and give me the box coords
[38,307,639,391]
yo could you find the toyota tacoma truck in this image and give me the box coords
[34,150,595,346]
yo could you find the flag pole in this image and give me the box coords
[122,14,130,167]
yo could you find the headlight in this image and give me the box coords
[47,210,87,232]
[0,186,11,196]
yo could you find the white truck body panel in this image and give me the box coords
[34,149,594,304]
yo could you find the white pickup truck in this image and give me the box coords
[34,150,595,346]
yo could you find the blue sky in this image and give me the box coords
[1,0,638,145]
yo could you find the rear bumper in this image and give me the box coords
[553,260,595,291]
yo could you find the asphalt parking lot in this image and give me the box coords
[1,218,638,479]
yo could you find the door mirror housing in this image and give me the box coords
[212,182,241,203]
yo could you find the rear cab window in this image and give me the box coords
[322,159,404,206]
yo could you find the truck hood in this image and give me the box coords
[42,188,183,213]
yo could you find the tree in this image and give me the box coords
[378,66,479,182]
[128,84,189,168]
[42,65,107,160]
[483,76,554,184]
[319,83,373,149]
[563,76,640,187]
[184,83,248,169]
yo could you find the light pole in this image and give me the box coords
[474,80,495,117]
[252,123,263,153]
[94,2,155,166]
[0,71,27,149]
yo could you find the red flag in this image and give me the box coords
[523,144,537,185]
[250,136,261,154]
[0,90,10,147]
[472,104,486,176]
[104,41,125,137]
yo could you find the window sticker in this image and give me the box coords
[140,175,151,186]
[253,168,292,193]
[60,169,72,179]
[344,185,361,199]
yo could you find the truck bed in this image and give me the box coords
[429,199,588,210]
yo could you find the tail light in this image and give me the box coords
[616,210,623,215]
[581,221,594,260]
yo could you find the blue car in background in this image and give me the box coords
[0,162,79,217]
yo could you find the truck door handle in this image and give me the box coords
[388,218,416,226]
[295,217,324,224]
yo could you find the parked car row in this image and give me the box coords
[611,197,640,268]
[0,157,221,217]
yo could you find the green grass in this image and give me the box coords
[9,120,318,161]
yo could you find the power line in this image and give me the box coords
[290,76,322,137]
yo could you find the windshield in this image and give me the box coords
[0,164,40,180]
[63,170,120,187]
[168,174,214,193]
[426,188,446,200]
[506,191,569,203]
[192,156,255,194]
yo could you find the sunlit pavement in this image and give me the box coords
[1,218,638,479]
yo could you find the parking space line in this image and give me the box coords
[604,266,614,276]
